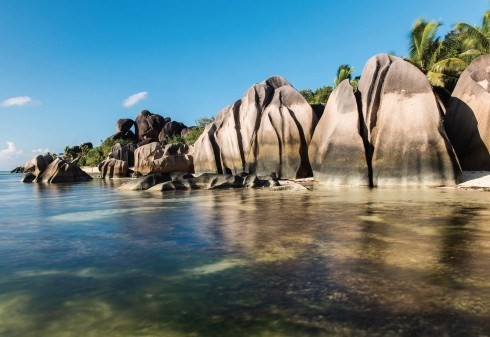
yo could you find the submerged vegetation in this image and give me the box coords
[300,8,490,104]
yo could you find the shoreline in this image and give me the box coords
[78,167,490,191]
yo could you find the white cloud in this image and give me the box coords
[32,148,49,154]
[1,96,41,108]
[123,91,148,108]
[0,141,23,159]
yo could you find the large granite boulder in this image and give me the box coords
[358,54,460,187]
[444,54,490,170]
[309,80,370,185]
[80,142,93,149]
[33,158,92,183]
[133,142,194,175]
[135,110,166,141]
[358,54,400,139]
[193,76,318,179]
[158,121,187,142]
[98,159,128,179]
[23,154,54,175]
[116,119,135,134]
[109,143,136,166]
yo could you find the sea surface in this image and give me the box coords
[0,171,489,337]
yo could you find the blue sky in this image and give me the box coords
[0,0,488,169]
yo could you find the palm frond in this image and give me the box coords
[431,58,467,73]
[481,9,490,35]
[456,22,490,53]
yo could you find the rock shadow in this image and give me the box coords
[444,98,490,171]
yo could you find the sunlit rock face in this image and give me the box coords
[23,154,54,176]
[34,158,92,183]
[134,110,166,142]
[445,54,490,170]
[309,80,370,185]
[361,56,460,187]
[98,159,128,179]
[311,54,460,187]
[193,76,318,179]
[133,142,194,176]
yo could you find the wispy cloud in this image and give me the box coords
[32,148,49,154]
[0,141,23,159]
[1,96,41,108]
[123,91,148,108]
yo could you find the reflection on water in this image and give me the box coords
[0,173,489,337]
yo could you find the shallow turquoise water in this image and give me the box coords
[0,172,489,337]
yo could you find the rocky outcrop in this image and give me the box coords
[361,56,460,187]
[116,119,135,134]
[118,172,193,191]
[135,110,166,141]
[23,154,54,175]
[158,121,187,142]
[11,166,24,173]
[147,173,279,191]
[309,54,460,187]
[444,54,490,170]
[358,54,400,139]
[98,159,128,179]
[20,172,36,183]
[309,80,369,185]
[181,126,197,138]
[109,143,135,166]
[31,158,92,183]
[133,142,194,175]
[193,76,318,179]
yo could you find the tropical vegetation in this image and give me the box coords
[75,138,133,167]
[300,8,490,106]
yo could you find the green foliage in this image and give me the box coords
[165,134,185,144]
[334,64,355,87]
[406,10,490,93]
[299,89,314,102]
[456,9,490,56]
[300,86,333,104]
[195,117,215,128]
[76,138,133,167]
[183,127,205,145]
[182,117,215,145]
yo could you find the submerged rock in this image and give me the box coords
[445,54,490,170]
[193,76,317,179]
[33,158,92,183]
[118,172,194,191]
[147,173,278,191]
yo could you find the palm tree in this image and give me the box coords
[456,9,490,58]
[408,19,467,93]
[334,64,354,87]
